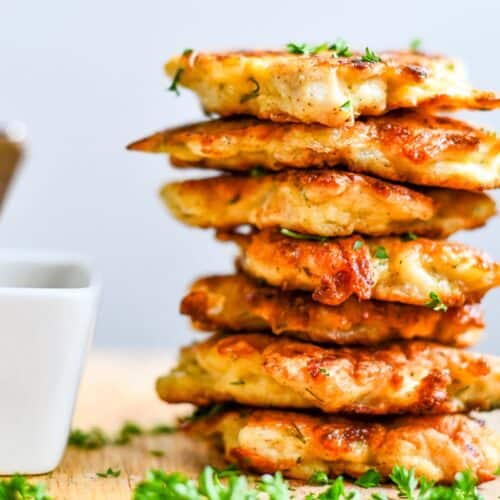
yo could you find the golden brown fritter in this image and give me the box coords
[185,408,500,484]
[165,50,500,126]
[223,229,500,307]
[127,112,500,191]
[157,334,500,415]
[161,171,495,238]
[181,274,483,347]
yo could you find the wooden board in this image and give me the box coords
[33,351,500,499]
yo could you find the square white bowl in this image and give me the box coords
[0,250,100,474]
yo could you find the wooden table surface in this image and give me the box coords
[35,351,500,499]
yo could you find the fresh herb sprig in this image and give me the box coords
[361,47,382,63]
[96,467,121,478]
[0,475,51,500]
[280,228,329,242]
[133,466,290,500]
[168,68,184,96]
[425,291,448,312]
[68,420,177,449]
[286,39,352,58]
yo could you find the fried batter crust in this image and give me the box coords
[181,274,483,347]
[165,50,500,126]
[224,229,500,306]
[127,112,500,191]
[185,409,500,484]
[161,171,495,237]
[156,334,500,415]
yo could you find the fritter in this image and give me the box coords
[185,408,500,484]
[181,274,483,347]
[156,334,500,414]
[161,171,495,238]
[165,50,500,126]
[127,112,500,191]
[224,229,500,306]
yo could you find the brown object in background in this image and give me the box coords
[0,128,23,209]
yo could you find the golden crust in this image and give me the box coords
[161,171,495,238]
[165,50,500,126]
[185,408,500,484]
[224,229,500,307]
[181,274,484,347]
[127,112,500,191]
[156,334,500,415]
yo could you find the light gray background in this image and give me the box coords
[1,0,499,351]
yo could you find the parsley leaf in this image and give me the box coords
[353,239,363,251]
[340,100,352,112]
[168,68,184,96]
[0,475,51,500]
[150,423,177,435]
[280,228,329,242]
[249,166,267,177]
[409,38,422,52]
[329,38,352,58]
[68,427,108,449]
[114,421,143,445]
[361,47,382,63]
[286,42,329,55]
[401,232,418,242]
[370,494,388,500]
[354,468,381,488]
[258,471,290,500]
[319,367,331,377]
[309,470,332,485]
[133,470,199,499]
[96,467,121,478]
[425,291,448,312]
[240,77,261,103]
[182,48,194,56]
[149,449,165,457]
[230,379,245,385]
[374,246,389,259]
[389,466,418,499]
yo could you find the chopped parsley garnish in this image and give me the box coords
[361,47,382,63]
[0,475,51,500]
[69,420,177,449]
[96,467,121,478]
[319,367,331,377]
[354,469,381,488]
[409,38,422,52]
[290,422,306,443]
[353,239,364,251]
[308,471,332,485]
[401,232,418,242]
[280,228,329,242]
[249,166,267,177]
[329,38,352,58]
[168,68,184,96]
[182,48,193,56]
[305,387,324,402]
[68,427,108,449]
[229,379,245,385]
[374,246,389,259]
[340,100,352,112]
[149,449,165,457]
[425,291,448,312]
[240,77,260,103]
[150,423,177,435]
[390,466,418,498]
[114,420,143,445]
[370,494,388,500]
[133,467,291,500]
[286,42,329,55]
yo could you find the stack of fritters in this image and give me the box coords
[128,47,500,485]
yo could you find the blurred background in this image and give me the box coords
[1,0,499,351]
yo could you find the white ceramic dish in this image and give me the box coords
[0,251,100,474]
